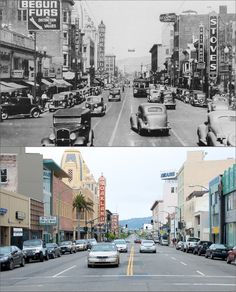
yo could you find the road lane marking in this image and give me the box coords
[170,128,188,146]
[108,91,128,146]
[92,104,112,131]
[196,270,205,276]
[52,265,76,278]
[180,261,187,266]
[171,257,176,260]
[173,283,236,286]
[127,245,134,276]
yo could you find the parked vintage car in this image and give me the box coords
[46,243,61,259]
[180,90,191,103]
[48,92,75,112]
[130,103,170,136]
[226,245,236,264]
[108,88,121,102]
[1,97,41,120]
[41,108,94,146]
[190,91,207,107]
[207,95,230,112]
[22,239,49,263]
[59,241,76,254]
[72,90,84,105]
[193,240,213,255]
[163,93,176,109]
[205,243,230,260]
[0,246,25,270]
[85,95,106,116]
[197,110,236,146]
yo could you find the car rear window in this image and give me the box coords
[187,238,199,242]
[147,107,163,113]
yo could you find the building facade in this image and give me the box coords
[105,54,116,82]
[111,213,119,237]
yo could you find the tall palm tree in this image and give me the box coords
[73,192,94,240]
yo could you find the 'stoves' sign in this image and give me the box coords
[18,0,61,31]
[209,13,218,81]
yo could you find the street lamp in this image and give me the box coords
[224,45,232,102]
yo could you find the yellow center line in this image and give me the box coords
[126,245,134,276]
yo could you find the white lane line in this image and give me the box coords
[108,92,128,146]
[173,283,236,286]
[52,265,76,278]
[171,257,176,260]
[196,270,205,276]
[180,261,187,266]
[170,128,188,146]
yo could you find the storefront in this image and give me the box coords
[222,164,236,247]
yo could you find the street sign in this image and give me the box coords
[18,0,61,31]
[39,216,57,225]
[159,13,177,22]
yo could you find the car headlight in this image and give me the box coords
[134,90,137,93]
[49,133,56,141]
[70,133,76,140]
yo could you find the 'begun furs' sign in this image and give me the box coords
[19,0,61,31]
[209,13,218,80]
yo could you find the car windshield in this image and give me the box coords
[23,240,41,247]
[54,117,81,125]
[110,90,120,94]
[46,243,55,248]
[60,241,71,246]
[0,246,11,253]
[146,107,163,114]
[76,240,85,244]
[114,240,126,244]
[87,97,101,103]
[188,238,200,242]
[91,244,117,252]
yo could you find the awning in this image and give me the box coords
[0,84,16,93]
[0,81,27,90]
[63,71,75,80]
[23,81,39,87]
[51,78,72,87]
[41,79,54,87]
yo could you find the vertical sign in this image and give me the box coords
[209,13,218,81]
[98,175,106,224]
[197,24,205,69]
[111,214,119,236]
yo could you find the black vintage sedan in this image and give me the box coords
[0,246,25,270]
[205,243,229,260]
[85,95,106,116]
[46,243,61,259]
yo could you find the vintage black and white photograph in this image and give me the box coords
[0,0,235,147]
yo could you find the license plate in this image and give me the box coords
[98,258,107,262]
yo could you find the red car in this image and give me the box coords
[227,245,236,264]
[134,238,141,244]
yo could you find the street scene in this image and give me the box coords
[0,0,235,147]
[0,147,236,291]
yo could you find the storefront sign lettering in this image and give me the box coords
[209,14,218,80]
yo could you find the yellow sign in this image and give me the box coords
[212,226,219,234]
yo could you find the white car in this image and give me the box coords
[113,239,128,253]
[87,243,120,268]
[74,240,87,251]
[140,240,156,253]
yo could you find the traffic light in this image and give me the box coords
[125,224,128,228]
[151,219,153,224]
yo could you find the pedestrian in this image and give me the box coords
[41,91,48,110]
[27,91,34,104]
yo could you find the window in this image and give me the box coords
[63,54,68,66]
[18,10,21,21]
[166,49,169,55]
[0,169,7,183]
[23,10,27,21]
[17,10,27,21]
[63,11,67,23]
[63,32,68,40]
[0,9,3,21]
[68,169,73,182]
[171,187,175,193]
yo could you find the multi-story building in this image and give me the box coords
[150,200,164,238]
[149,44,163,83]
[177,151,235,239]
[97,21,106,75]
[105,54,116,82]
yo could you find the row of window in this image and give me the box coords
[226,191,236,211]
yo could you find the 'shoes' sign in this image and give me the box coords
[19,0,61,31]
[209,13,218,81]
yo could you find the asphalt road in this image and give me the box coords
[0,88,208,147]
[1,243,235,291]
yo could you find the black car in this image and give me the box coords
[41,108,94,146]
[108,88,121,102]
[46,243,61,259]
[85,95,106,116]
[0,246,25,270]
[193,241,213,255]
[205,243,229,260]
[1,97,41,120]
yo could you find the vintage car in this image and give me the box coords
[85,95,106,116]
[197,110,236,146]
[108,88,121,102]
[48,92,74,112]
[147,89,161,103]
[72,89,84,105]
[130,103,170,136]
[1,97,41,120]
[180,90,191,103]
[90,86,101,96]
[163,93,176,109]
[207,95,230,112]
[41,107,94,146]
[190,91,207,107]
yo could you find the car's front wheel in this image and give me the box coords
[20,257,25,267]
[138,124,144,136]
[31,110,40,118]
[2,111,8,120]
[8,260,14,270]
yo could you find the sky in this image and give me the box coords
[26,147,236,220]
[74,0,236,60]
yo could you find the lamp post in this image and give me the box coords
[224,45,232,103]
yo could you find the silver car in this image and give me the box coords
[113,239,128,253]
[140,240,156,253]
[87,243,120,268]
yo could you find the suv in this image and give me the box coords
[59,241,76,254]
[185,237,200,253]
[22,239,49,262]
[1,97,41,120]
[41,107,94,146]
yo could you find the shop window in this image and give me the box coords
[23,10,27,21]
[171,187,175,193]
[63,54,68,67]
[63,32,68,42]
[0,9,3,21]
[18,10,21,21]
[0,168,8,183]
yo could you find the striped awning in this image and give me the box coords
[41,79,54,87]
[0,81,27,90]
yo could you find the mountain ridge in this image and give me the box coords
[119,216,152,230]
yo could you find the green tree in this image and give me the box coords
[72,192,94,240]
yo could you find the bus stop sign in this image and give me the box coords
[19,0,61,31]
